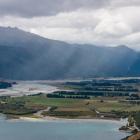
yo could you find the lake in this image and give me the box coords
[0,116,129,140]
[0,81,130,140]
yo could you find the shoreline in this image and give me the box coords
[7,115,127,125]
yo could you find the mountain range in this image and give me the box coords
[0,27,140,80]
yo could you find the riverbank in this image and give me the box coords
[0,81,58,97]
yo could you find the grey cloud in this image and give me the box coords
[0,0,140,17]
[0,0,110,17]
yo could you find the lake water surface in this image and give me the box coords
[0,116,129,140]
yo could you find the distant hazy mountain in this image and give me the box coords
[0,27,140,80]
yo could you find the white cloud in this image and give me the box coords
[110,0,140,7]
[94,9,132,38]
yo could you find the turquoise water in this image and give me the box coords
[0,117,129,140]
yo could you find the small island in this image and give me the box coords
[0,81,12,89]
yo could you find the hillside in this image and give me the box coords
[122,131,140,140]
[0,27,140,80]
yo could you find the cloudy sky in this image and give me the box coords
[0,0,140,50]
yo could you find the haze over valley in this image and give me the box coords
[0,27,140,80]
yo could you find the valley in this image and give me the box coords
[0,78,140,129]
